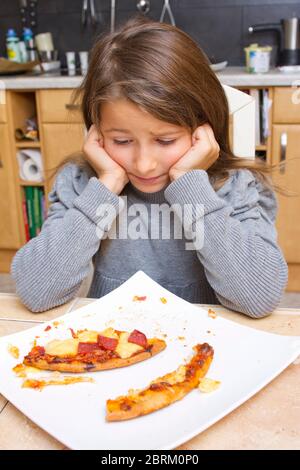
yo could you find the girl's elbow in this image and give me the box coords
[14,280,74,313]
[241,265,288,319]
[14,287,52,313]
[244,304,274,319]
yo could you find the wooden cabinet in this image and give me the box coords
[0,89,85,272]
[0,100,7,123]
[37,90,85,194]
[273,88,300,124]
[0,93,24,271]
[272,87,300,290]
[38,89,81,123]
[0,124,22,250]
[272,125,300,264]
[41,122,85,193]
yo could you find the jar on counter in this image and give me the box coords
[244,43,272,73]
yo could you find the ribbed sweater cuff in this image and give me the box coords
[73,177,124,229]
[164,170,226,214]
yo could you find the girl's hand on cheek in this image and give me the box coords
[168,124,220,182]
[83,125,129,194]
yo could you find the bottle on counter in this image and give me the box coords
[19,41,28,63]
[23,28,38,62]
[6,28,21,62]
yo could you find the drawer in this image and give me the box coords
[273,87,300,124]
[38,89,83,123]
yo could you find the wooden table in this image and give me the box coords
[0,293,299,450]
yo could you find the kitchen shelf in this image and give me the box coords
[15,141,41,148]
[255,145,267,151]
[19,179,44,187]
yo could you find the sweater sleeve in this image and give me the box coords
[164,169,288,318]
[11,164,124,313]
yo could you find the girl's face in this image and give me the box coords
[100,98,192,192]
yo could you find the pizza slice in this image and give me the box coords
[23,328,166,373]
[106,343,214,421]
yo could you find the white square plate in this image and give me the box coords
[0,271,299,450]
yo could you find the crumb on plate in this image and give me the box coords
[7,344,19,359]
[198,377,221,393]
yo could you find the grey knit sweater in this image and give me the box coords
[11,163,288,317]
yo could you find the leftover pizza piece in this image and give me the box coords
[23,328,166,373]
[106,342,214,421]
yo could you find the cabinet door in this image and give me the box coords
[42,123,85,192]
[272,124,300,263]
[38,90,82,123]
[0,124,22,248]
[0,100,7,122]
[273,87,300,124]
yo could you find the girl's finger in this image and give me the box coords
[87,125,104,145]
[192,125,209,145]
[202,124,220,153]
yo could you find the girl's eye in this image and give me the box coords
[113,140,131,145]
[158,139,176,145]
[113,139,176,145]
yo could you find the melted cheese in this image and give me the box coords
[45,339,79,357]
[115,332,144,359]
[151,365,186,386]
[166,365,187,385]
[44,328,119,357]
[77,330,99,343]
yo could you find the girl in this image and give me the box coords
[11,16,288,317]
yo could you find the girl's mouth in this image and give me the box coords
[132,174,165,184]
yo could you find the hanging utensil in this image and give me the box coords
[90,0,98,26]
[159,0,175,26]
[81,0,88,26]
[111,0,116,33]
[81,0,99,28]
[136,0,150,15]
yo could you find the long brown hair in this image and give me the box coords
[45,15,290,194]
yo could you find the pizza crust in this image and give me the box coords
[106,343,214,421]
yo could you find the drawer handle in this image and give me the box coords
[65,103,81,110]
[280,132,287,175]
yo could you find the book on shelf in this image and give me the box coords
[22,186,46,241]
[262,89,271,144]
[21,198,30,242]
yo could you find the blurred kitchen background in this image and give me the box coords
[1,0,300,68]
[0,0,300,307]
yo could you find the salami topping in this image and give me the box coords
[98,335,118,351]
[128,330,148,348]
[78,342,100,354]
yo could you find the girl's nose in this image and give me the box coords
[134,152,158,175]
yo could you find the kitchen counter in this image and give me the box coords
[0,66,299,89]
[0,293,299,450]
[217,66,300,87]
